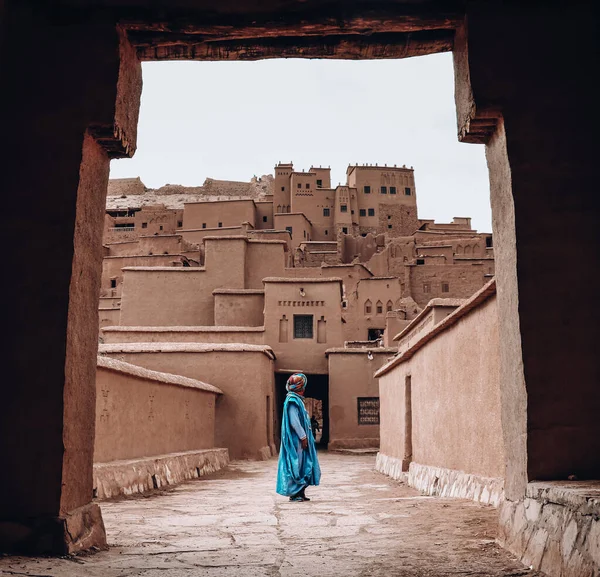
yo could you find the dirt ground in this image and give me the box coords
[0,453,545,576]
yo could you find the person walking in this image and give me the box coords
[276,373,321,502]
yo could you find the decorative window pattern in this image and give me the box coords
[376,301,383,314]
[293,315,313,339]
[358,397,380,425]
[364,299,372,315]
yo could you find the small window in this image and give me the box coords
[281,186,285,191]
[277,205,281,213]
[325,230,328,235]
[323,208,330,217]
[364,300,372,315]
[388,224,392,229]
[390,186,397,194]
[306,183,310,189]
[376,301,383,314]
[358,397,380,425]
[142,222,148,229]
[159,225,163,230]
[218,222,223,228]
[442,282,450,293]
[387,215,391,219]
[381,186,387,194]
[316,179,322,188]
[286,226,293,234]
[368,208,375,217]
[351,209,355,215]
[263,216,268,223]
[486,236,493,248]
[386,300,393,312]
[405,187,411,196]
[110,279,117,289]
[177,221,183,227]
[340,204,348,213]
[342,227,348,234]
[303,230,306,238]
[416,258,425,265]
[364,186,371,194]
[297,183,301,189]
[294,315,313,339]
[359,209,366,217]
[202,223,207,229]
[423,283,430,293]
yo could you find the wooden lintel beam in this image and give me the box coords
[132,29,455,61]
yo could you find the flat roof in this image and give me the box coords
[102,325,264,333]
[263,277,343,283]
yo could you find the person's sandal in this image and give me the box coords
[289,495,304,502]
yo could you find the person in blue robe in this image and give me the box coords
[276,373,321,501]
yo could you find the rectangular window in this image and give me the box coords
[306,183,310,189]
[442,282,450,293]
[388,224,392,229]
[263,216,268,223]
[316,179,322,188]
[110,279,117,288]
[340,204,348,213]
[359,209,366,217]
[325,230,328,235]
[387,215,391,219]
[177,221,183,227]
[416,258,425,265]
[423,283,430,293]
[405,187,411,195]
[218,222,223,228]
[281,186,285,191]
[141,222,148,228]
[202,223,207,229]
[358,397,380,425]
[286,226,293,234]
[323,208,330,217]
[368,208,375,217]
[294,315,313,339]
[342,227,348,234]
[381,186,387,194]
[297,183,301,188]
[390,186,397,194]
[364,186,371,194]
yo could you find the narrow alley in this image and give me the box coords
[0,454,542,577]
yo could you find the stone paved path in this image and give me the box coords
[0,454,544,576]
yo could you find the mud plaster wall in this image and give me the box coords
[94,366,216,462]
[100,350,275,460]
[101,327,265,345]
[214,293,264,327]
[379,295,504,479]
[328,352,391,448]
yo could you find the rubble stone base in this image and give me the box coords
[498,481,600,577]
[93,448,229,499]
[376,453,503,506]
[375,452,409,483]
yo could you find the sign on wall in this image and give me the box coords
[357,397,380,425]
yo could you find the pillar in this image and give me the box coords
[0,4,141,554]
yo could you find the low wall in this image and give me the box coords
[498,482,600,577]
[213,290,264,327]
[98,343,276,460]
[101,325,265,344]
[94,448,229,499]
[95,356,222,463]
[99,307,120,330]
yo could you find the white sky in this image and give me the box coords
[110,52,492,232]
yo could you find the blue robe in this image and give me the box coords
[276,392,321,496]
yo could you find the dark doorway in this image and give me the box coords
[275,372,329,449]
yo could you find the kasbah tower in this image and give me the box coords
[99,160,494,458]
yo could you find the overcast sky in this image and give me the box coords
[110,52,492,232]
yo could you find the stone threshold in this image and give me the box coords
[93,448,229,500]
